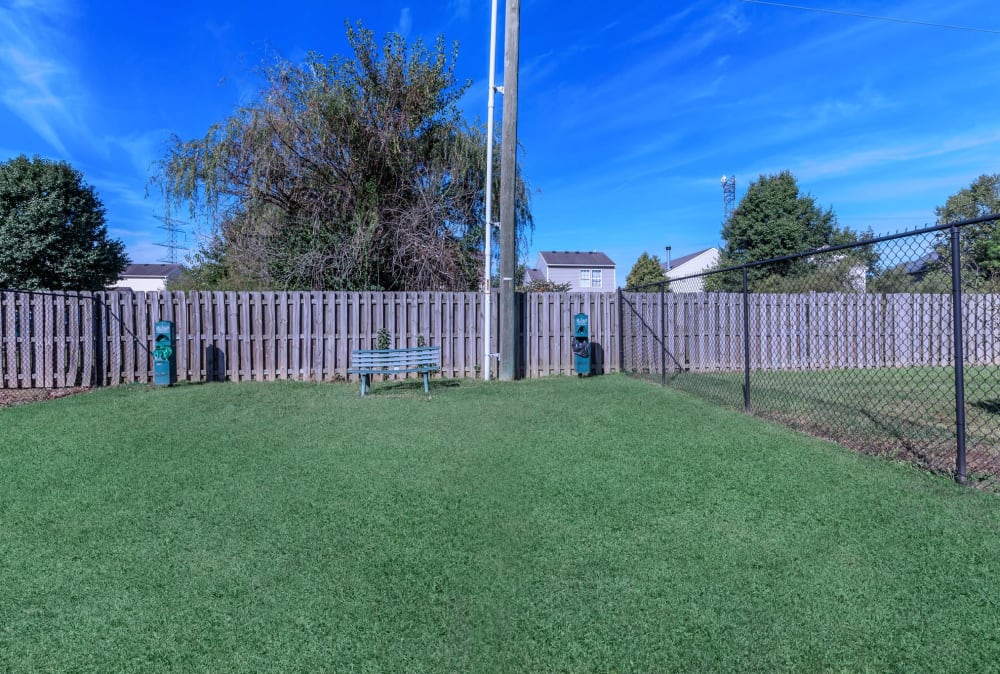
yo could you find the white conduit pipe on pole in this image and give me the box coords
[483,0,499,382]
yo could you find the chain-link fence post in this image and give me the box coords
[742,266,751,414]
[92,292,104,388]
[617,287,624,374]
[950,224,967,484]
[660,283,666,386]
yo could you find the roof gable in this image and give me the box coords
[538,251,615,267]
[661,248,719,272]
[121,263,182,278]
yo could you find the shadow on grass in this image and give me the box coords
[971,399,1000,415]
[362,377,463,396]
[668,371,957,473]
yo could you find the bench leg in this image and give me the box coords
[423,372,429,394]
[361,374,368,397]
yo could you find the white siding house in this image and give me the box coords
[524,251,617,292]
[661,248,719,292]
[111,264,182,292]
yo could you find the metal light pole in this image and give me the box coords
[482,0,500,382]
[498,0,520,381]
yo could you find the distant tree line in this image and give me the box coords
[703,170,875,293]
[625,170,1000,294]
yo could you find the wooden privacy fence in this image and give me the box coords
[7,289,998,388]
[1,290,620,388]
[622,291,1000,373]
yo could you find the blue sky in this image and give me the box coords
[2,0,998,276]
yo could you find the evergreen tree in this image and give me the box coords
[706,171,857,291]
[0,155,128,290]
[626,252,668,290]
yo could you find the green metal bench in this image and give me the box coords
[347,346,441,396]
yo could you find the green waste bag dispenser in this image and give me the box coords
[572,312,591,375]
[153,320,176,385]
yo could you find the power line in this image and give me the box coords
[739,0,1000,35]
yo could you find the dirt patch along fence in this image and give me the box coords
[0,290,620,388]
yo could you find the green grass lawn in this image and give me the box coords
[665,365,1000,485]
[2,375,1000,672]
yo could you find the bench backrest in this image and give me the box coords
[351,346,440,369]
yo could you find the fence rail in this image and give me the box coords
[0,290,620,388]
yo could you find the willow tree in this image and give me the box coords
[157,22,532,291]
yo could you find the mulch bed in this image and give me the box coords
[0,387,92,409]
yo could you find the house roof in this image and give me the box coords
[662,248,714,271]
[121,263,182,278]
[900,252,941,275]
[538,251,615,267]
[524,268,546,283]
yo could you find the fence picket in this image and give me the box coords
[261,292,274,380]
[62,296,77,386]
[82,295,95,387]
[52,294,66,387]
[15,293,30,386]
[241,292,252,381]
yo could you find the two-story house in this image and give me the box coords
[523,251,617,292]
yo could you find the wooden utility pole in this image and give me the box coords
[498,0,520,381]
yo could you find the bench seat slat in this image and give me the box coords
[352,346,441,355]
[347,366,436,374]
[350,354,438,363]
[349,360,438,368]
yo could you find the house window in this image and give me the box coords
[578,269,603,288]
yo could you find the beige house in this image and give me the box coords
[524,251,617,292]
[111,264,182,292]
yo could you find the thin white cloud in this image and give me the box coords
[105,129,173,180]
[90,176,152,213]
[0,0,85,155]
[796,128,1000,181]
[396,8,412,38]
[121,240,171,265]
[449,0,470,20]
[838,175,973,204]
[630,5,701,45]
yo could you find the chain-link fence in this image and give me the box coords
[620,215,1000,489]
